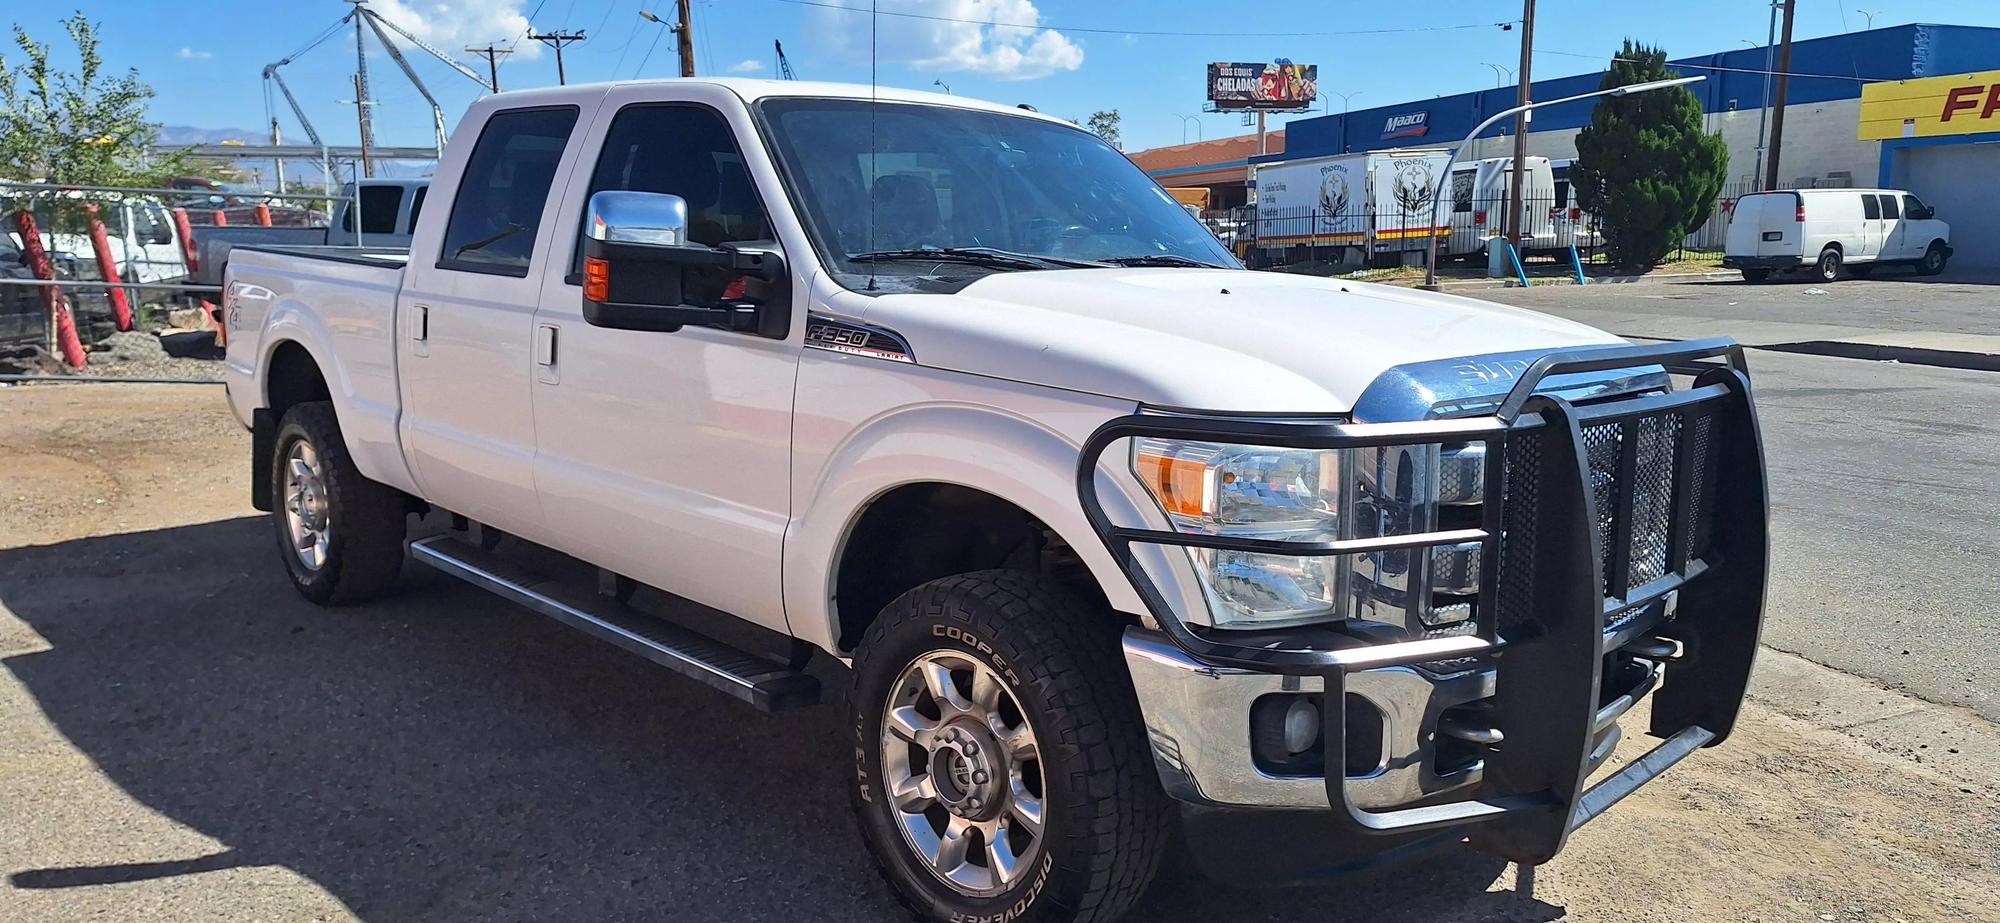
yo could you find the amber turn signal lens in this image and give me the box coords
[583,256,610,302]
[1133,449,1212,518]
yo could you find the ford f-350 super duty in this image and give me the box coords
[222,79,1769,923]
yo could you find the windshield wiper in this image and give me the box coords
[845,247,1107,271]
[1099,254,1227,268]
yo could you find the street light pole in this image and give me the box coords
[1423,75,1705,289]
[1176,114,1201,144]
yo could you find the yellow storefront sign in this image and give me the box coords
[1859,69,2000,140]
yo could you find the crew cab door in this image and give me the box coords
[526,86,801,634]
[396,101,595,538]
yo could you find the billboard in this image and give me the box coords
[1859,69,2000,139]
[1207,61,1318,110]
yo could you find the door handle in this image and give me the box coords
[535,323,559,384]
[410,304,429,358]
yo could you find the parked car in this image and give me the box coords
[222,78,1770,923]
[1724,188,1951,282]
[3,193,190,285]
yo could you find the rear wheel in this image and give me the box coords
[271,401,408,605]
[1919,241,1949,276]
[850,570,1170,923]
[1740,268,1770,283]
[1813,247,1842,282]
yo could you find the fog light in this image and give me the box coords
[1283,697,1320,753]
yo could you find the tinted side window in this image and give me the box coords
[359,185,405,234]
[1879,194,1900,219]
[439,106,580,276]
[408,185,429,231]
[1903,194,1926,216]
[1862,195,1880,219]
[571,103,770,277]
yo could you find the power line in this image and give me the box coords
[770,0,1514,38]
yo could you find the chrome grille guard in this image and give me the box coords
[1075,337,1769,865]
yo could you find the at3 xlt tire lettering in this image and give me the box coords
[849,570,1170,923]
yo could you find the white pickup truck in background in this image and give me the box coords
[222,78,1770,923]
[191,178,430,287]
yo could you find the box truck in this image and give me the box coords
[1247,149,1454,269]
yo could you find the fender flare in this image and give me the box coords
[256,301,421,495]
[781,401,1205,655]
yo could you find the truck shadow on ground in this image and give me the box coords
[1,517,1560,922]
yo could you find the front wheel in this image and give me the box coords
[850,571,1170,923]
[1919,242,1949,276]
[1813,247,1843,282]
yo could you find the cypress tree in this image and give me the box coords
[1572,41,1730,270]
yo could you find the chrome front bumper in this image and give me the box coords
[1122,628,1496,810]
[1123,615,1670,813]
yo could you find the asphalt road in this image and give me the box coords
[1486,267,2000,339]
[1477,280,2000,720]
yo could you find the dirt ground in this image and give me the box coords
[1,383,1995,922]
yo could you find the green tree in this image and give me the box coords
[1571,40,1728,270]
[0,11,182,190]
[1086,110,1121,147]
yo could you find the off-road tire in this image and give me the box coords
[271,401,407,605]
[1919,241,1948,276]
[1740,268,1770,283]
[1813,247,1842,282]
[850,570,1170,923]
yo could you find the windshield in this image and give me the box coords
[758,98,1237,292]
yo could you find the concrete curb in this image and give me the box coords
[1748,648,1996,786]
[1391,270,1739,289]
[1756,338,2000,372]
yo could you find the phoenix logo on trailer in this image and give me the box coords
[1381,111,1429,140]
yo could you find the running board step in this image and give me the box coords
[409,535,820,712]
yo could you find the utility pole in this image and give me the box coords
[530,30,586,85]
[351,75,374,178]
[1753,1,1778,189]
[1505,0,1535,244]
[466,43,512,92]
[353,7,376,178]
[1763,0,1797,190]
[675,0,696,77]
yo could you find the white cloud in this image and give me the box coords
[726,59,766,74]
[813,0,1082,82]
[366,0,543,60]
[176,47,214,60]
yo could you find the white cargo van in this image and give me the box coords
[1723,188,1951,283]
[1444,156,1561,259]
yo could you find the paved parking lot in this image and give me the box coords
[2,383,1995,922]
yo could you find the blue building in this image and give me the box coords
[1138,23,2000,246]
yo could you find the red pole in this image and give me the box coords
[11,211,89,368]
[212,209,228,227]
[85,204,135,332]
[172,207,199,275]
[254,203,272,227]
[201,299,227,348]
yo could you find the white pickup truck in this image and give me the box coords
[223,79,1770,922]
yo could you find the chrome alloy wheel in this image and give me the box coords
[881,650,1046,897]
[282,440,332,571]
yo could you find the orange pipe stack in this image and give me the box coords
[84,204,135,331]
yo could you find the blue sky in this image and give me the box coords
[19,0,2000,156]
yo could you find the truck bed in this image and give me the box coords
[222,245,414,497]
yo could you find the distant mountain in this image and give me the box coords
[155,125,266,145]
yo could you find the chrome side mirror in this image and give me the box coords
[585,190,691,247]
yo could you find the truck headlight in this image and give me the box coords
[1132,438,1345,628]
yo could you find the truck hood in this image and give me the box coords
[850,268,1624,413]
